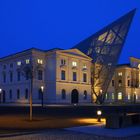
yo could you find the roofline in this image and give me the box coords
[117,63,130,68]
[0,47,45,60]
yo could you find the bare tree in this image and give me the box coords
[17,58,44,121]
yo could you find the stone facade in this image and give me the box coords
[106,57,140,103]
[0,48,92,104]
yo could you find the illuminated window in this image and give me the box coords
[83,64,87,69]
[138,64,140,69]
[118,92,122,100]
[118,72,122,76]
[26,59,30,64]
[105,93,108,99]
[136,94,138,100]
[128,93,131,100]
[61,59,66,65]
[37,59,43,64]
[112,93,114,100]
[17,61,21,66]
[72,61,77,67]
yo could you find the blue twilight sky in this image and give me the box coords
[0,0,139,64]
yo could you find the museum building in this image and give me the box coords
[0,48,92,104]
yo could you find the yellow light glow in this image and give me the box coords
[77,118,106,125]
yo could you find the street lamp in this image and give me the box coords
[41,86,44,108]
[97,110,102,122]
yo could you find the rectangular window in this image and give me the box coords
[105,93,108,100]
[17,71,21,81]
[118,80,122,87]
[37,59,43,64]
[73,72,77,81]
[72,61,77,67]
[38,70,43,80]
[25,89,28,99]
[112,93,115,100]
[83,64,87,69]
[17,89,20,99]
[17,61,21,66]
[61,70,66,80]
[3,73,6,83]
[26,71,29,80]
[10,63,13,68]
[83,73,87,82]
[3,65,6,69]
[61,59,66,65]
[10,72,13,82]
[26,59,30,64]
[128,80,130,87]
[136,94,138,100]
[118,92,122,100]
[128,93,131,100]
[112,80,115,87]
[118,72,122,76]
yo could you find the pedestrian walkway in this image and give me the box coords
[65,123,140,138]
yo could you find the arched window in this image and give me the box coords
[62,89,66,100]
[9,89,12,99]
[17,89,20,99]
[83,90,87,100]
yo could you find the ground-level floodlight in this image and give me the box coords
[97,110,102,122]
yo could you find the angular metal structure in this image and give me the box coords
[72,9,136,104]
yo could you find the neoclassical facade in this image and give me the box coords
[106,57,140,103]
[0,48,92,104]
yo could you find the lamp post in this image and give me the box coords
[97,110,102,122]
[41,86,44,108]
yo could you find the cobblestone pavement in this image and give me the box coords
[0,130,140,140]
